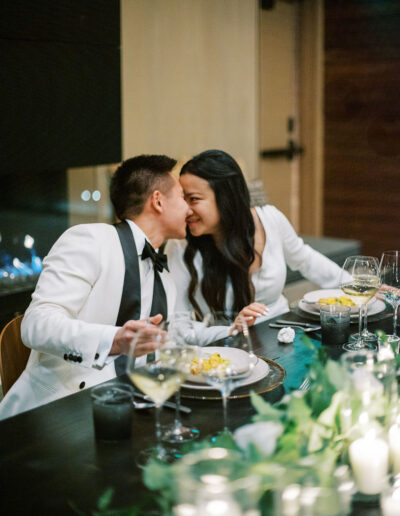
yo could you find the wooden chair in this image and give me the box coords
[0,315,31,396]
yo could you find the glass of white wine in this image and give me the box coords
[160,312,200,444]
[340,255,381,351]
[379,250,400,339]
[200,311,257,434]
[126,325,186,466]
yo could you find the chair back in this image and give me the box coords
[0,315,30,395]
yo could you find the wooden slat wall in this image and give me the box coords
[324,0,400,257]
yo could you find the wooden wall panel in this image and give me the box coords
[121,0,258,179]
[324,0,400,257]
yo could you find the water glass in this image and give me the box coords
[91,381,134,441]
[320,305,351,346]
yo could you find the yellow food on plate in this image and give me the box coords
[190,352,230,375]
[318,296,355,307]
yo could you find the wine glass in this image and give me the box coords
[160,312,200,444]
[126,325,186,466]
[199,311,257,434]
[379,250,400,339]
[339,255,381,351]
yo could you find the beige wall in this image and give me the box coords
[121,0,259,179]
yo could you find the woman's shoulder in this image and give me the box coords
[255,204,287,226]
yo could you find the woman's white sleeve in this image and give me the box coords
[270,207,343,287]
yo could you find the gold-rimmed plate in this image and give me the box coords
[180,357,285,400]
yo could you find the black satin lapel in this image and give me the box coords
[114,221,141,325]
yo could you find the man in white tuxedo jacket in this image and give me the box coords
[0,155,192,419]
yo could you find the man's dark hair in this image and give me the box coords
[110,154,177,219]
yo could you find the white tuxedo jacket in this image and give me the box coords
[0,223,176,420]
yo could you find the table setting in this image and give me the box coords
[1,253,400,516]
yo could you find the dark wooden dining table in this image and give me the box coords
[0,307,394,516]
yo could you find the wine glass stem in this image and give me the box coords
[154,404,163,456]
[393,303,399,337]
[357,305,364,346]
[173,390,181,429]
[222,392,229,433]
[363,305,368,335]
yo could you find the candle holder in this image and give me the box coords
[172,448,261,516]
[340,350,397,431]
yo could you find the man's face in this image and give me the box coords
[161,175,192,239]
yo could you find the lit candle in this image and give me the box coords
[388,424,400,475]
[349,431,389,495]
[281,484,301,516]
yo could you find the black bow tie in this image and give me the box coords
[141,240,169,273]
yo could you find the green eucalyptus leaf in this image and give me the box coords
[318,390,345,428]
[286,393,312,425]
[251,391,282,423]
[97,488,114,510]
[143,459,175,491]
[325,360,344,392]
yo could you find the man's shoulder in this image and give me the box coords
[63,223,117,238]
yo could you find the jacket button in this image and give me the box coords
[68,354,73,361]
[95,353,99,360]
[77,356,83,363]
[79,381,85,389]
[64,354,68,360]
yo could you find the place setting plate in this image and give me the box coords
[294,288,388,323]
[180,346,286,400]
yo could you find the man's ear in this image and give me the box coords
[150,190,163,214]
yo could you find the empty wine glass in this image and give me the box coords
[340,256,381,351]
[379,250,400,340]
[199,311,257,434]
[126,325,185,466]
[160,312,200,444]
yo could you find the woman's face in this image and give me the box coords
[180,173,221,238]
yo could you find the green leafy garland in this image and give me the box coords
[78,333,400,515]
[141,337,351,515]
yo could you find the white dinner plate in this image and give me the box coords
[182,347,269,390]
[302,288,377,314]
[299,292,385,319]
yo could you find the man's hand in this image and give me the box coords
[111,314,164,357]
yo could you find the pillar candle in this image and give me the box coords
[349,433,389,495]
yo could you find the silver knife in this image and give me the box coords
[133,391,192,414]
[276,319,320,328]
[269,323,321,332]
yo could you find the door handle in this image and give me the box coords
[260,139,305,161]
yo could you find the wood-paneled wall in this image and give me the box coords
[121,0,259,179]
[324,0,400,256]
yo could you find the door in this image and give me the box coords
[259,1,301,230]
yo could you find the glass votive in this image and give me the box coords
[380,476,400,516]
[173,448,261,516]
[90,381,134,441]
[320,305,351,346]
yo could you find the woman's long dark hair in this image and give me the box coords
[180,149,255,318]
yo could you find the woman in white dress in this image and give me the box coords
[166,149,343,331]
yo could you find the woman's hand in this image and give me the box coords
[377,284,400,301]
[230,302,269,333]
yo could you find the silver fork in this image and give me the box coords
[298,377,311,391]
